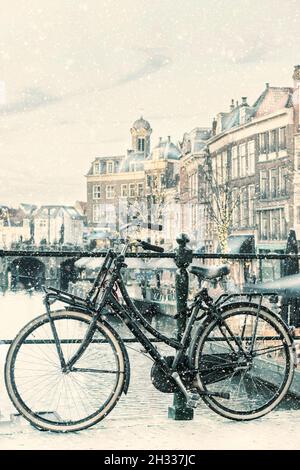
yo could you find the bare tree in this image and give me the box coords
[199,149,241,253]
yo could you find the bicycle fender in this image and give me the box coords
[218,301,294,342]
[188,301,294,368]
[65,306,131,394]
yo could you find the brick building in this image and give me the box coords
[180,65,300,280]
[86,117,181,247]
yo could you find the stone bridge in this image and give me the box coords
[0,245,81,291]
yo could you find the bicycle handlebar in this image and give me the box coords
[138,240,164,253]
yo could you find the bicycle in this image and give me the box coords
[4,231,296,432]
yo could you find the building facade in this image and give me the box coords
[0,205,32,248]
[181,66,300,257]
[86,117,181,247]
[178,127,211,249]
[33,205,84,246]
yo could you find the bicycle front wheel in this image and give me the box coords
[5,310,127,432]
[191,304,295,421]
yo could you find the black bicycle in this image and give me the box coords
[5,234,296,432]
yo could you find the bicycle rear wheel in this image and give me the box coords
[191,304,295,421]
[5,310,127,432]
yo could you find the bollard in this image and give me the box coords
[168,233,194,420]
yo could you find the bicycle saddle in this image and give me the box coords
[190,264,230,280]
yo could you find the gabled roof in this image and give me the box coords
[214,85,293,136]
[34,205,83,220]
[19,203,37,215]
[253,86,293,118]
[0,206,28,226]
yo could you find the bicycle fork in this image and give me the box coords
[44,297,98,372]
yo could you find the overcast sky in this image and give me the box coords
[0,0,299,206]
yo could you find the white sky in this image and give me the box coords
[0,0,299,206]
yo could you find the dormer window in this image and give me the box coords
[138,138,145,152]
[107,161,114,174]
[94,162,100,174]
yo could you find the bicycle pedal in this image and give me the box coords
[200,391,230,400]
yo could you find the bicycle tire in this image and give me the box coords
[5,310,127,432]
[190,303,295,421]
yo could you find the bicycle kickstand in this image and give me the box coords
[171,372,200,409]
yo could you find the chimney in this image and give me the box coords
[293,65,300,88]
[230,99,234,111]
[241,97,248,106]
[265,83,270,89]
[212,118,217,136]
[167,136,171,142]
[236,100,239,107]
[159,136,162,144]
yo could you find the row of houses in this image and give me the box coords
[86,65,300,257]
[0,202,86,249]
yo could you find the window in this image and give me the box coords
[121,184,128,198]
[231,146,238,178]
[249,185,255,227]
[297,152,300,171]
[130,162,136,172]
[279,127,286,150]
[280,168,289,196]
[106,185,115,199]
[216,154,222,184]
[93,185,101,199]
[239,143,247,177]
[260,171,268,199]
[189,173,197,196]
[129,183,136,197]
[281,208,287,239]
[107,161,114,174]
[212,156,217,181]
[270,169,279,198]
[232,188,240,226]
[94,162,100,174]
[221,151,227,183]
[259,132,269,155]
[260,211,269,240]
[297,206,300,224]
[138,138,145,152]
[93,204,104,223]
[270,129,277,153]
[137,183,144,197]
[241,187,249,227]
[271,210,280,240]
[248,140,255,174]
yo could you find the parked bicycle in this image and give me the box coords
[4,228,296,432]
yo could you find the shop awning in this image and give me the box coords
[87,231,110,240]
[151,258,177,270]
[74,257,104,270]
[221,235,255,254]
[74,257,91,269]
[245,273,300,297]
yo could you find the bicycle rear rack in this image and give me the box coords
[215,292,279,307]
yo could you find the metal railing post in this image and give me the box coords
[168,233,194,420]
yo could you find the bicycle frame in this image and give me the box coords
[44,251,206,375]
[44,248,275,375]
